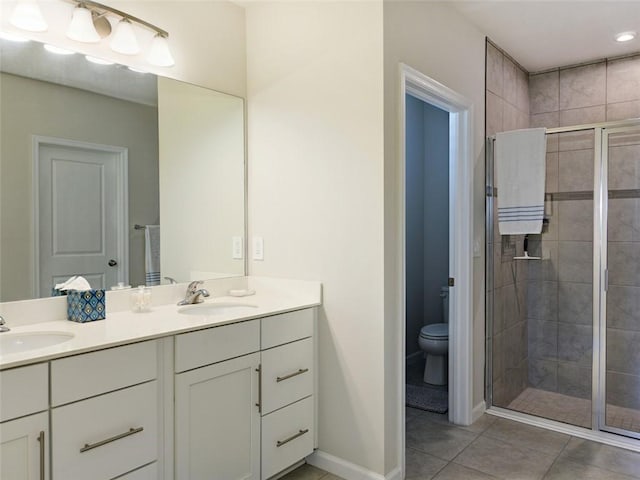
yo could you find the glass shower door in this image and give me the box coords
[601,126,640,438]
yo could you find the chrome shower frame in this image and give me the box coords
[485,117,640,450]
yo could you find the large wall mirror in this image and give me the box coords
[0,38,246,302]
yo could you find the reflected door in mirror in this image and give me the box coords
[37,138,127,296]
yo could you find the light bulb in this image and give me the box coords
[146,34,174,67]
[44,44,74,55]
[10,0,47,32]
[110,18,140,55]
[67,5,100,43]
[86,55,114,65]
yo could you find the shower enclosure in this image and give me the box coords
[486,119,640,440]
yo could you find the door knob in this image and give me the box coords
[108,259,118,267]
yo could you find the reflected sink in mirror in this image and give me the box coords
[0,332,75,355]
[178,302,258,316]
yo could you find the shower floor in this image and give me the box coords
[509,387,640,433]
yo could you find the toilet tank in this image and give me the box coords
[441,286,449,323]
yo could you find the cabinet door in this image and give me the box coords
[0,412,49,480]
[175,353,260,480]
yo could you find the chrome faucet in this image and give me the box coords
[0,315,10,333]
[177,281,210,306]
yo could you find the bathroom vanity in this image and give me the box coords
[0,277,321,480]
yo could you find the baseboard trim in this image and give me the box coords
[472,400,486,423]
[307,450,400,480]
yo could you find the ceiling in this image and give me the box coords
[450,1,640,72]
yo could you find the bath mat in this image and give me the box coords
[406,383,448,414]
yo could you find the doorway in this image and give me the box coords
[405,94,451,413]
[34,136,128,296]
[398,63,475,478]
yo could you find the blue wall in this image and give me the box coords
[405,94,450,358]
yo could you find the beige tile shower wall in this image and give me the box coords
[529,54,640,408]
[486,40,530,407]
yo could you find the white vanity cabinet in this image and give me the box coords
[174,319,261,480]
[50,340,159,480]
[0,364,49,480]
[173,308,316,480]
[260,309,315,480]
[0,302,318,480]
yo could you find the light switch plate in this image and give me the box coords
[252,237,264,261]
[232,236,243,259]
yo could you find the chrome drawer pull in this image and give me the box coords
[276,428,309,447]
[79,427,144,453]
[276,368,309,383]
[256,364,262,413]
[37,431,45,480]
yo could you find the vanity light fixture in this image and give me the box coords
[615,31,636,42]
[110,18,140,55]
[66,4,101,43]
[146,33,174,67]
[9,0,174,67]
[43,43,75,55]
[9,0,48,32]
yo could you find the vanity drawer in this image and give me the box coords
[261,396,314,480]
[261,309,313,350]
[262,338,313,414]
[0,363,48,422]
[51,340,157,406]
[52,380,158,480]
[175,319,260,373]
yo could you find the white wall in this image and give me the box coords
[245,1,386,475]
[0,0,246,97]
[383,1,487,473]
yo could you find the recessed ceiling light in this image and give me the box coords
[0,31,29,42]
[615,31,636,42]
[43,44,74,55]
[85,55,114,65]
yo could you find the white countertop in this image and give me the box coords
[0,277,322,370]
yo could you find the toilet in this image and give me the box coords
[418,286,449,385]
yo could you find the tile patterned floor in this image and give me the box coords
[283,408,640,480]
[405,407,640,479]
[510,387,640,433]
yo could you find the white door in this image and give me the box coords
[36,138,127,296]
[0,412,49,480]
[175,353,261,480]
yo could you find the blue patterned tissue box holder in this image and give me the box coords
[67,289,106,322]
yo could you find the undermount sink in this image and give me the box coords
[0,331,75,355]
[178,302,258,316]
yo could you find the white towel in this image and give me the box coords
[495,128,547,235]
[144,225,161,286]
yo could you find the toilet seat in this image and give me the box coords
[419,323,448,340]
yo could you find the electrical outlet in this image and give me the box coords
[252,237,264,261]
[232,236,243,259]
